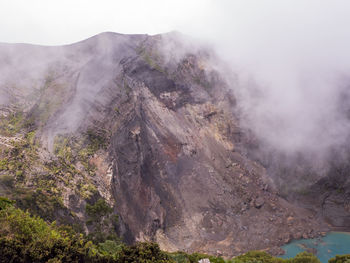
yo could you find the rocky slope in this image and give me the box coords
[0,32,336,257]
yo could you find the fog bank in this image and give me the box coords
[175,1,350,161]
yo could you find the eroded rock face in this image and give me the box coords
[292,163,350,230]
[97,35,327,256]
[0,32,335,257]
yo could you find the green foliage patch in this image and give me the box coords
[0,198,349,263]
[233,251,286,263]
[86,198,113,218]
[0,200,170,263]
[0,202,89,263]
[0,111,24,136]
[329,255,350,263]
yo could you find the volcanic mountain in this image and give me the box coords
[0,32,347,257]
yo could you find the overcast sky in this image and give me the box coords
[0,0,345,45]
[0,0,214,45]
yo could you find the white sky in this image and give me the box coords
[0,0,215,45]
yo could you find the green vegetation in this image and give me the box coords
[290,252,321,263]
[0,78,121,257]
[0,128,68,221]
[0,199,172,262]
[0,200,91,262]
[329,255,350,263]
[52,130,108,200]
[0,196,14,209]
[114,107,120,114]
[54,129,108,168]
[137,43,167,74]
[0,197,349,263]
[0,111,24,136]
[84,129,108,153]
[85,198,118,244]
[86,198,113,218]
[14,187,65,222]
[0,104,114,234]
[117,242,173,263]
[168,251,226,263]
[142,52,166,73]
[53,136,73,163]
[0,109,109,224]
[233,251,286,263]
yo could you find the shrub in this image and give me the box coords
[329,255,350,263]
[233,251,286,263]
[169,251,226,263]
[97,240,125,260]
[0,196,14,210]
[290,252,320,263]
[117,242,174,263]
[0,205,89,262]
[86,198,113,218]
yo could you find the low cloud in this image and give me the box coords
[173,1,350,164]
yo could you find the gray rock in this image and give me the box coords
[254,197,265,209]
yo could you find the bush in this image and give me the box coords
[0,196,14,210]
[169,251,226,263]
[329,255,350,263]
[0,197,174,263]
[233,251,286,263]
[290,252,320,263]
[0,205,89,263]
[117,242,174,263]
[97,240,125,260]
[86,198,113,218]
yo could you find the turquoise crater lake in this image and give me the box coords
[280,232,350,263]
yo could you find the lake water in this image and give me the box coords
[280,232,350,263]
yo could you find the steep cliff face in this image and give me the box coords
[0,32,333,257]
